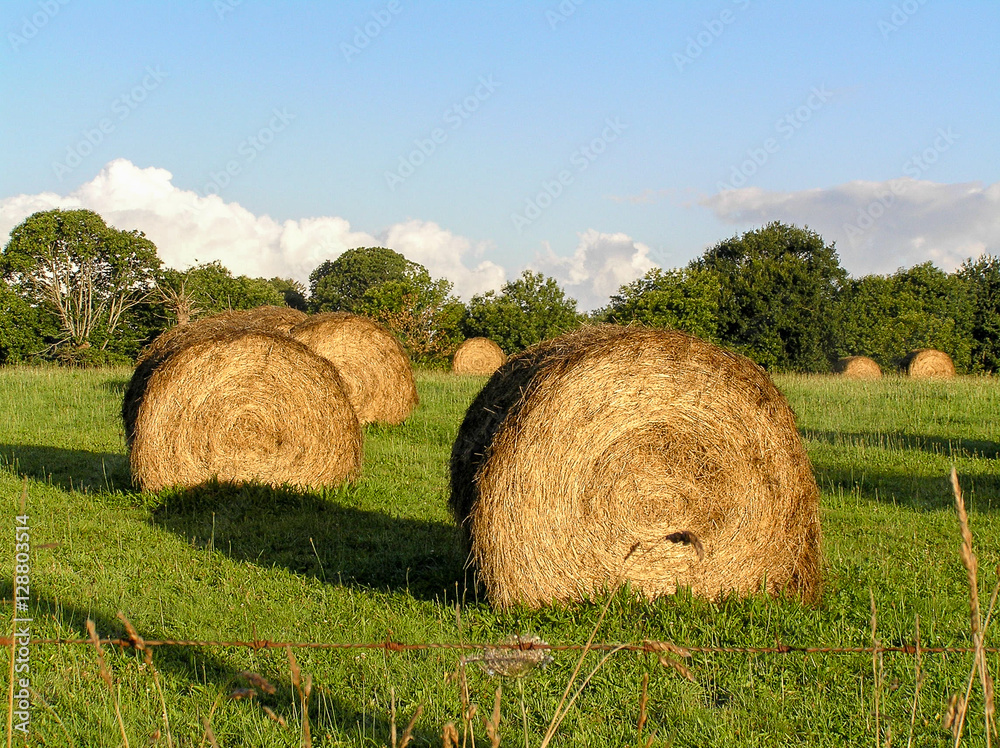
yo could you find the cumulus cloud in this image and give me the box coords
[530,229,657,310]
[0,159,506,298]
[701,179,1000,276]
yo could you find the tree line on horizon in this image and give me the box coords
[1,208,998,374]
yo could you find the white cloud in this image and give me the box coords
[531,229,656,311]
[0,159,506,298]
[701,179,1000,276]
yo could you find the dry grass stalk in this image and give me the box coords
[290,312,418,424]
[287,647,312,748]
[117,612,173,748]
[483,686,502,748]
[902,349,956,379]
[951,467,996,747]
[450,325,822,608]
[124,327,362,492]
[834,356,882,379]
[443,722,460,748]
[452,338,506,376]
[637,672,650,739]
[86,619,130,748]
[871,589,883,748]
[907,616,923,748]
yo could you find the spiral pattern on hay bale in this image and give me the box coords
[450,325,821,608]
[289,312,418,425]
[902,349,955,379]
[834,356,882,379]
[452,337,506,376]
[123,327,361,493]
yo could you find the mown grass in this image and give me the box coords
[1,367,998,746]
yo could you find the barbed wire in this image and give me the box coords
[3,634,997,657]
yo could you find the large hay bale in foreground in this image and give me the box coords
[450,325,821,608]
[452,337,506,375]
[289,312,418,425]
[123,328,362,492]
[137,306,307,364]
[834,356,882,379]
[902,348,956,379]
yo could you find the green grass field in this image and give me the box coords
[1,367,999,746]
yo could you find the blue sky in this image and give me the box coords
[2,0,998,308]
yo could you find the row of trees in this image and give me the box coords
[2,209,998,373]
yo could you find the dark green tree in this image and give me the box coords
[836,263,972,372]
[463,270,581,353]
[1,209,161,357]
[268,277,308,311]
[0,279,54,364]
[160,262,285,318]
[958,255,1000,373]
[602,267,721,342]
[692,222,847,371]
[309,247,418,313]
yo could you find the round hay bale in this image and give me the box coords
[137,306,307,365]
[834,356,882,379]
[450,324,821,609]
[289,312,418,425]
[123,327,362,493]
[452,337,506,376]
[902,348,956,379]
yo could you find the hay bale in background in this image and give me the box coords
[902,349,956,379]
[452,337,506,376]
[450,325,821,609]
[290,312,418,425]
[123,328,362,492]
[834,356,882,379]
[137,306,307,364]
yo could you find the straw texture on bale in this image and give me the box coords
[289,312,418,425]
[452,337,506,376]
[834,356,882,379]
[123,327,362,493]
[450,324,821,609]
[902,348,956,379]
[137,306,307,365]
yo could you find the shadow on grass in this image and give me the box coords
[151,481,469,602]
[802,428,1000,460]
[0,583,437,744]
[0,443,132,494]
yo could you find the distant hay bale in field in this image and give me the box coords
[123,327,362,493]
[289,312,418,425]
[902,348,956,379]
[137,306,307,364]
[834,356,882,379]
[452,337,506,375]
[450,324,821,609]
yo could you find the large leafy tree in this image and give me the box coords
[0,278,55,364]
[1,209,161,353]
[158,262,285,321]
[602,267,721,342]
[958,254,1000,373]
[835,263,972,372]
[309,247,419,313]
[463,270,581,353]
[691,222,847,372]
